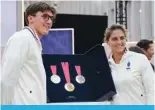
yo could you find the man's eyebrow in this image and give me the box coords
[42,13,53,15]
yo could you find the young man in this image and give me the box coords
[136,39,154,71]
[1,2,56,104]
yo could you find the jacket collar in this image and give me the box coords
[108,48,132,65]
[24,26,43,51]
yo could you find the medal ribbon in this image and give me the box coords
[24,26,41,49]
[24,27,38,41]
[50,65,57,75]
[61,62,71,83]
[75,66,82,75]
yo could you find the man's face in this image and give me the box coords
[145,44,154,60]
[28,10,54,37]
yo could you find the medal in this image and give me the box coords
[50,65,61,84]
[50,74,61,84]
[75,66,85,84]
[61,62,75,92]
[76,75,85,84]
[64,83,75,92]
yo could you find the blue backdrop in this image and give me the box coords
[41,29,74,54]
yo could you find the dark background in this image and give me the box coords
[24,14,108,54]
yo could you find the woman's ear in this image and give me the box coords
[105,40,109,45]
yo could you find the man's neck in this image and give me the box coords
[28,25,41,39]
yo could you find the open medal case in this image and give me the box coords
[42,44,116,103]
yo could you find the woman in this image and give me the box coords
[104,24,154,105]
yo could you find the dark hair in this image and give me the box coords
[129,46,145,54]
[25,2,56,25]
[104,24,127,41]
[136,39,153,51]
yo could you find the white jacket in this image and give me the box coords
[108,51,154,105]
[1,27,47,104]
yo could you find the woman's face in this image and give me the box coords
[106,29,126,54]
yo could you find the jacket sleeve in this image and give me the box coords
[1,34,29,104]
[140,55,154,105]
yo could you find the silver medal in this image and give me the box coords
[64,83,75,92]
[50,74,61,84]
[76,75,85,84]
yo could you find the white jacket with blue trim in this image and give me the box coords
[108,51,154,105]
[1,28,47,104]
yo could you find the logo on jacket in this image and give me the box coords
[126,61,131,70]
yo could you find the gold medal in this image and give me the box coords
[76,75,85,84]
[61,62,75,92]
[64,83,75,92]
[50,74,61,84]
